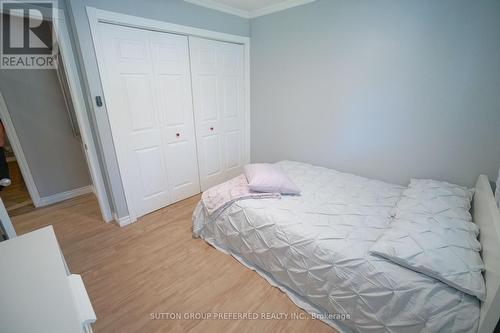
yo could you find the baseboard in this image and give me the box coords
[39,185,93,207]
[112,213,133,227]
[6,199,32,212]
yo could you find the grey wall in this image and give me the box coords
[0,12,90,198]
[64,0,250,218]
[251,0,500,187]
[0,68,91,197]
[71,0,249,36]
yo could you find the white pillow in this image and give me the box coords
[244,163,300,195]
[374,179,486,301]
[371,216,485,301]
[409,178,474,201]
[396,210,479,236]
[393,178,474,221]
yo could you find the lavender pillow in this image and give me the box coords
[244,163,301,195]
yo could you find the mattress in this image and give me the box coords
[193,161,480,332]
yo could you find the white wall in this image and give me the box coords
[251,0,500,186]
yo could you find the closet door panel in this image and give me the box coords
[98,24,171,218]
[190,37,245,190]
[199,76,219,121]
[150,31,201,202]
[203,135,223,177]
[225,131,241,170]
[122,74,156,130]
[196,74,222,183]
[98,24,201,219]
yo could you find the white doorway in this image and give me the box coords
[0,6,112,222]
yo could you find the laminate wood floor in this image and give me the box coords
[11,193,334,333]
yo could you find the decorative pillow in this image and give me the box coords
[244,163,300,195]
[393,179,474,221]
[408,179,474,201]
[396,210,479,236]
[375,178,485,300]
[370,216,485,301]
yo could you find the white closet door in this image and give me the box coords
[97,23,199,219]
[189,37,246,191]
[150,31,200,202]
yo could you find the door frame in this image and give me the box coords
[0,3,113,220]
[87,7,251,223]
[0,92,41,207]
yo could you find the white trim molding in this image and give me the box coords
[113,213,133,228]
[251,0,316,18]
[184,0,316,18]
[0,198,17,239]
[52,11,114,222]
[86,7,250,45]
[0,3,113,221]
[39,186,93,207]
[184,0,250,18]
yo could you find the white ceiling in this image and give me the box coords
[184,0,316,18]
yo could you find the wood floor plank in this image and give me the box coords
[11,193,335,333]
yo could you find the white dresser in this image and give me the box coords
[0,225,96,333]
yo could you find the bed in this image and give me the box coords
[193,161,500,333]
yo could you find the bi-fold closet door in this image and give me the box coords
[189,37,246,191]
[96,23,246,221]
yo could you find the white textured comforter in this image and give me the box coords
[192,161,480,332]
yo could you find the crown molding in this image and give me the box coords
[184,0,316,19]
[250,0,316,18]
[184,0,251,18]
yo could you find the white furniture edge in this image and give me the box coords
[67,274,97,326]
[0,225,92,333]
[86,6,250,224]
[0,3,113,221]
[475,175,500,333]
[0,198,16,239]
[39,185,93,207]
[184,0,316,19]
